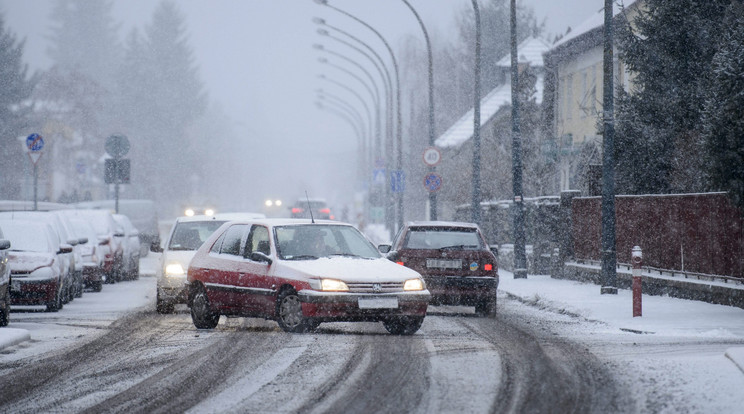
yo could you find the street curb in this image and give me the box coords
[0,328,31,350]
[725,347,744,375]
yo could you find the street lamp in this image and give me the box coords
[314,45,383,159]
[400,0,437,221]
[510,0,527,279]
[315,0,402,236]
[471,0,482,225]
[317,89,373,176]
[315,23,394,163]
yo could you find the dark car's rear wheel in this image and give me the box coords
[276,289,311,333]
[383,316,424,335]
[156,290,175,314]
[191,288,219,329]
[475,297,497,316]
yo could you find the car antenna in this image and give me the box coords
[305,191,315,223]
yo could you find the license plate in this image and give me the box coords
[426,259,462,269]
[11,280,20,292]
[358,297,399,309]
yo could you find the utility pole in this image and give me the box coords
[600,0,618,294]
[471,0,482,225]
[511,0,527,279]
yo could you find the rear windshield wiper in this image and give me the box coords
[439,245,478,250]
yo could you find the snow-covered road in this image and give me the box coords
[0,258,743,413]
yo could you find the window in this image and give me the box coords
[402,227,483,250]
[246,225,270,257]
[566,74,573,120]
[219,225,247,256]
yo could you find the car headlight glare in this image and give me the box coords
[403,278,425,291]
[320,278,349,291]
[165,263,185,276]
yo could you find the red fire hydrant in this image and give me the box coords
[632,246,642,317]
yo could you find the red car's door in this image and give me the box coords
[209,224,248,311]
[237,225,276,316]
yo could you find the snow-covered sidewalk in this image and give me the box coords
[498,271,744,375]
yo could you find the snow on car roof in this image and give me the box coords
[406,221,480,229]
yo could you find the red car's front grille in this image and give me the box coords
[346,282,404,293]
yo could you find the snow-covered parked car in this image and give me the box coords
[186,219,430,334]
[154,212,265,314]
[60,209,123,284]
[113,214,141,281]
[0,226,10,326]
[68,218,106,292]
[0,211,77,303]
[1,220,71,312]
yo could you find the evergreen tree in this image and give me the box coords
[702,0,744,209]
[614,0,729,194]
[117,1,206,202]
[0,14,37,198]
[47,0,121,91]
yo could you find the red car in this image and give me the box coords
[379,221,499,316]
[186,219,430,334]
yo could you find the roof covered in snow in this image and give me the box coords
[552,0,638,49]
[435,36,549,149]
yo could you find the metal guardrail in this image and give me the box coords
[574,259,744,286]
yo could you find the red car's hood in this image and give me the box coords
[8,251,54,272]
[279,256,421,283]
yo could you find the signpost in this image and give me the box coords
[423,172,442,193]
[25,133,44,210]
[104,134,130,213]
[390,170,405,193]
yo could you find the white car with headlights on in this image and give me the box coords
[154,213,264,313]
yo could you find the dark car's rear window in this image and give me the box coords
[402,227,483,250]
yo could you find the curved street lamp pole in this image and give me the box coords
[318,56,381,181]
[315,47,383,163]
[315,23,393,163]
[400,0,437,221]
[316,99,368,181]
[315,0,402,236]
[471,0,482,225]
[318,73,375,155]
[510,0,527,278]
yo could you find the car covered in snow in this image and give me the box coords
[186,219,430,334]
[154,212,265,314]
[0,226,10,326]
[67,218,106,292]
[113,214,141,280]
[1,220,72,312]
[379,221,499,316]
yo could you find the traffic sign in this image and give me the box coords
[105,134,130,158]
[423,147,441,166]
[27,152,42,165]
[26,133,44,152]
[390,170,405,193]
[105,158,131,184]
[423,172,443,192]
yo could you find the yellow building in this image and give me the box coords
[543,0,642,193]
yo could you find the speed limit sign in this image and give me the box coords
[423,147,441,166]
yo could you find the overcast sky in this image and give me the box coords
[0,0,600,213]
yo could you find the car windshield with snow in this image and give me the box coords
[187,219,430,334]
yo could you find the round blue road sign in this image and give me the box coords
[26,133,44,152]
[423,172,442,192]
